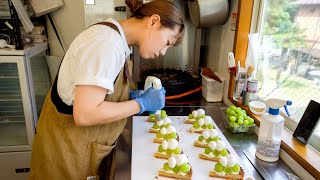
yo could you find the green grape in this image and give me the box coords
[188,114,194,119]
[206,139,211,143]
[229,116,236,122]
[173,147,180,155]
[180,163,190,173]
[169,132,175,139]
[201,125,206,129]
[213,149,220,156]
[235,108,242,114]
[207,123,213,129]
[161,110,166,119]
[233,123,240,128]
[150,114,156,118]
[165,149,172,155]
[163,134,169,140]
[205,147,211,154]
[229,110,236,115]
[226,114,231,119]
[156,132,162,138]
[242,110,246,114]
[224,167,232,174]
[198,135,204,141]
[248,118,254,125]
[215,163,224,172]
[234,114,239,118]
[244,115,250,120]
[238,119,244,125]
[158,145,164,152]
[238,116,244,121]
[200,115,206,119]
[232,164,240,172]
[230,105,237,110]
[237,112,243,117]
[152,123,159,129]
[220,149,228,156]
[229,122,235,127]
[243,120,249,126]
[195,116,200,121]
[172,165,180,173]
[164,124,170,128]
[193,122,200,129]
[163,162,170,171]
[213,136,219,141]
[226,108,231,114]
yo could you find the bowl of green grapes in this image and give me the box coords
[225,105,255,133]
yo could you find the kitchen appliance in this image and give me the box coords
[0,43,50,179]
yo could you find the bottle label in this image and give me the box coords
[256,139,280,158]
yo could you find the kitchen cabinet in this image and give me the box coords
[0,43,50,179]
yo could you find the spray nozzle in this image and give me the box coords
[265,99,292,116]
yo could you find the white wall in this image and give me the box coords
[204,0,239,103]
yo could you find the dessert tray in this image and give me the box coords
[132,116,254,180]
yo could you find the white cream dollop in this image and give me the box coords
[162,140,168,150]
[202,130,210,139]
[209,129,218,138]
[216,140,226,151]
[198,118,204,126]
[163,117,171,124]
[197,109,205,116]
[155,110,161,115]
[219,156,228,167]
[160,127,167,135]
[227,154,237,167]
[156,120,164,126]
[176,154,188,166]
[166,126,176,134]
[168,156,176,168]
[204,116,212,125]
[208,141,217,150]
[168,139,179,150]
[192,110,198,118]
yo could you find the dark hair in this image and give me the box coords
[125,0,185,46]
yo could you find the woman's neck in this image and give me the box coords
[118,18,144,46]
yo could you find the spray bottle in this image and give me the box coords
[255,98,292,162]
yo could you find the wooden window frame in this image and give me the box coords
[228,0,320,179]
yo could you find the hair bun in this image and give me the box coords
[125,0,143,14]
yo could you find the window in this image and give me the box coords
[255,0,320,150]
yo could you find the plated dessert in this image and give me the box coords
[149,116,171,133]
[190,116,214,133]
[147,110,167,122]
[154,139,182,159]
[154,125,179,143]
[194,129,220,148]
[185,109,206,124]
[199,140,229,162]
[158,154,192,179]
[209,155,244,179]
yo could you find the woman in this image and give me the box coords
[29,0,185,179]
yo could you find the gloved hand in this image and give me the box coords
[129,90,144,100]
[134,87,166,114]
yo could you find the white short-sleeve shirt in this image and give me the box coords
[57,18,131,105]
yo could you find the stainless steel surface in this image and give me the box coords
[243,150,273,180]
[188,0,229,28]
[114,95,297,179]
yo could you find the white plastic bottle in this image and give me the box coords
[255,99,292,162]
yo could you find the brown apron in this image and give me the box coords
[29,24,132,180]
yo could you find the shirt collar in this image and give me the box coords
[106,18,131,58]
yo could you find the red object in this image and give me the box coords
[165,86,202,100]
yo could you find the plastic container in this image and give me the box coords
[256,99,292,162]
[227,122,255,133]
[201,72,225,102]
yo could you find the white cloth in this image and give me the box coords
[57,18,131,105]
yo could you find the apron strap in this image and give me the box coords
[51,21,132,115]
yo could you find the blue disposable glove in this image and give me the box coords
[129,90,144,100]
[134,87,166,114]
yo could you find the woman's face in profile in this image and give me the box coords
[138,16,180,59]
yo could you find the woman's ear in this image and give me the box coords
[148,14,161,29]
